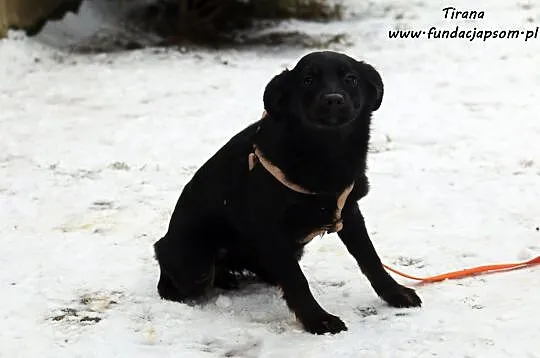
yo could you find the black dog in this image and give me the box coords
[154,51,421,334]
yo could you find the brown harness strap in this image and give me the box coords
[249,111,354,239]
[248,146,316,195]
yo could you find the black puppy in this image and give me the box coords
[154,51,421,334]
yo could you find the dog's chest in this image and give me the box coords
[282,195,342,243]
[243,164,352,244]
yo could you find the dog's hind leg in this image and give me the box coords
[154,222,217,302]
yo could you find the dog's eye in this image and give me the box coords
[345,74,358,87]
[303,75,314,86]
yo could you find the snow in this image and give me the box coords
[1,0,539,357]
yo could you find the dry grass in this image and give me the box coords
[0,0,346,50]
[128,0,345,46]
[0,0,82,38]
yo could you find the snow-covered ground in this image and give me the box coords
[1,0,539,357]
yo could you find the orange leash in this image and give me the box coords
[383,255,540,283]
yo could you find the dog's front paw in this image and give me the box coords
[299,312,348,335]
[377,284,422,308]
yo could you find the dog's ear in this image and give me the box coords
[356,61,384,111]
[263,69,290,118]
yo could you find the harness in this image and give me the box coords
[248,111,354,242]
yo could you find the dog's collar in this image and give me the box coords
[249,110,354,236]
[250,110,315,195]
[248,146,316,195]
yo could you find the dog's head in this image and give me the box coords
[263,51,383,129]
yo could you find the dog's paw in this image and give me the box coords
[378,284,422,308]
[300,312,348,335]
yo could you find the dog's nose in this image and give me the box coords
[321,93,345,109]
